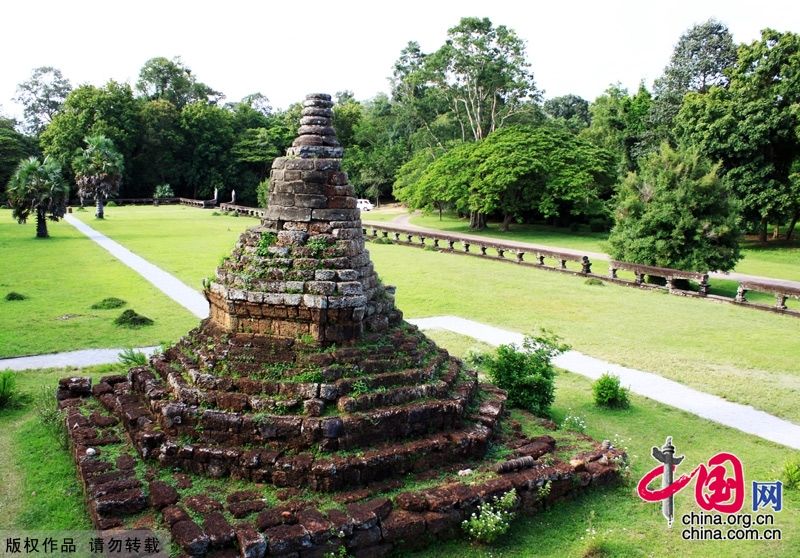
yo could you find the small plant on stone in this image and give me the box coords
[461,489,517,544]
[114,309,154,328]
[561,410,588,433]
[257,232,278,257]
[350,379,369,397]
[783,455,800,489]
[537,480,552,499]
[91,297,126,310]
[5,291,27,301]
[306,236,331,257]
[592,373,630,409]
[118,348,148,367]
[484,331,568,416]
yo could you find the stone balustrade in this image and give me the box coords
[219,203,267,217]
[363,223,799,319]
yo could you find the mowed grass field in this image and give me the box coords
[0,209,196,358]
[72,205,800,423]
[406,211,800,282]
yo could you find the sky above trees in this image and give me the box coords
[1,0,799,119]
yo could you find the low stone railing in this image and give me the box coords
[363,224,592,275]
[609,260,709,296]
[178,197,216,209]
[219,203,266,217]
[362,223,800,319]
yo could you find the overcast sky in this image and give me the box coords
[2,0,799,120]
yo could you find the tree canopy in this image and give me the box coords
[6,155,69,237]
[14,67,72,135]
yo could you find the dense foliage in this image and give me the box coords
[6,155,69,237]
[608,144,741,271]
[72,135,124,218]
[592,373,631,409]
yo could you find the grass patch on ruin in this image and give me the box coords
[0,209,196,358]
[409,211,800,282]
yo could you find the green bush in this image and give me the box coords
[154,183,174,198]
[106,200,117,207]
[256,178,271,208]
[33,386,69,450]
[0,370,17,408]
[91,297,126,309]
[462,489,517,544]
[5,291,27,301]
[592,373,630,409]
[783,456,800,489]
[484,331,568,416]
[114,309,154,328]
[118,348,148,367]
[257,232,278,257]
[584,278,604,286]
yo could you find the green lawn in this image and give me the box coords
[361,205,411,222]
[73,205,248,289]
[67,205,800,422]
[0,209,196,358]
[408,212,800,282]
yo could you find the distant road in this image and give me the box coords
[363,213,800,291]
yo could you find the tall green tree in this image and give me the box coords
[179,102,235,199]
[132,99,184,194]
[72,135,124,219]
[0,117,37,200]
[14,67,72,135]
[40,81,140,189]
[676,29,800,241]
[608,144,741,271]
[651,20,737,141]
[136,57,221,108]
[6,156,69,238]
[543,94,591,131]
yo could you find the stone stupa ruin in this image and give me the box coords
[57,93,624,558]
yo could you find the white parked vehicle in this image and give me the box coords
[356,199,374,211]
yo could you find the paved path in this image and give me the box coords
[1,346,158,371]
[53,214,800,450]
[65,215,210,319]
[364,213,800,290]
[409,316,800,450]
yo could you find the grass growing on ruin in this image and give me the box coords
[417,333,800,558]
[409,211,800,281]
[367,243,800,423]
[0,209,196,358]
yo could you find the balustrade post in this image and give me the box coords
[393,232,400,241]
[581,256,592,274]
[609,265,618,279]
[699,274,709,296]
[419,236,426,246]
[776,294,788,310]
[537,254,545,266]
[480,245,487,256]
[497,248,505,258]
[560,259,567,269]
[635,272,644,285]
[433,238,440,248]
[463,243,470,253]
[735,284,747,303]
[516,252,525,263]
[447,240,455,250]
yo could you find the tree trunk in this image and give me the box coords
[438,203,443,221]
[36,207,48,238]
[501,213,513,232]
[96,196,105,219]
[758,219,768,243]
[786,211,799,241]
[469,210,487,230]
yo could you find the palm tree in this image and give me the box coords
[6,156,69,238]
[72,135,123,219]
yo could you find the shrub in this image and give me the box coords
[154,184,174,198]
[257,232,278,257]
[464,347,487,367]
[5,291,27,301]
[484,331,568,416]
[114,309,154,328]
[118,348,148,367]
[91,297,126,309]
[0,370,18,408]
[256,178,271,208]
[561,411,588,433]
[106,200,117,207]
[461,489,517,544]
[584,278,604,286]
[593,373,630,409]
[306,236,331,257]
[783,456,800,489]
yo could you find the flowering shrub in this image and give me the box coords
[561,410,587,433]
[461,489,517,544]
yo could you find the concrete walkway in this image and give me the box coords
[1,346,158,371]
[65,215,209,319]
[365,213,800,290]
[409,316,800,450]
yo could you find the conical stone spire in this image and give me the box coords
[206,93,401,343]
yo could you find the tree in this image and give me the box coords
[40,81,140,189]
[136,57,221,108]
[14,67,72,135]
[543,94,591,131]
[179,102,235,199]
[428,17,540,142]
[72,135,124,219]
[651,20,737,140]
[676,29,800,241]
[238,93,272,116]
[608,144,741,272]
[6,156,69,238]
[0,118,36,201]
[132,99,184,194]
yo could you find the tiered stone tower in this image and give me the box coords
[56,94,624,558]
[208,93,400,344]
